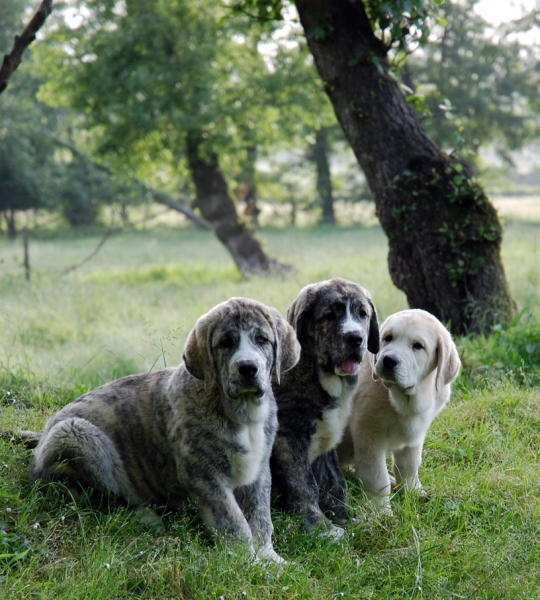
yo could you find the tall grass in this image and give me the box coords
[1,221,539,598]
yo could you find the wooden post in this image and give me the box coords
[23,226,30,281]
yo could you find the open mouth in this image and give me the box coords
[337,352,362,375]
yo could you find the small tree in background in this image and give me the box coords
[405,0,540,163]
[0,135,44,236]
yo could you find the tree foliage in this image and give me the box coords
[38,1,287,187]
[404,0,540,161]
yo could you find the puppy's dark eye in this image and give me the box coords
[255,335,270,346]
[384,334,393,343]
[321,311,334,321]
[218,336,235,349]
[358,309,368,319]
[412,342,424,351]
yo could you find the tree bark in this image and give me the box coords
[237,145,260,229]
[295,0,515,334]
[311,127,335,224]
[0,0,53,95]
[186,133,291,277]
[3,210,17,237]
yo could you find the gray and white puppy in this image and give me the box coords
[270,278,379,539]
[25,297,300,564]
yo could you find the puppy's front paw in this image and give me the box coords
[317,523,345,542]
[255,544,287,565]
[417,487,430,503]
[135,506,165,533]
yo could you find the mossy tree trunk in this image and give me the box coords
[186,133,291,277]
[295,0,515,334]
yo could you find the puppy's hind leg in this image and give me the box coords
[30,417,131,501]
[13,430,42,449]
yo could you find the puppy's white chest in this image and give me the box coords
[392,410,435,450]
[231,407,268,488]
[309,379,353,462]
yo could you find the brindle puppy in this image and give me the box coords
[24,298,300,564]
[271,278,379,539]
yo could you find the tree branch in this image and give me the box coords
[42,131,213,230]
[0,0,53,95]
[144,188,212,229]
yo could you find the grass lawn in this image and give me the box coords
[1,220,539,598]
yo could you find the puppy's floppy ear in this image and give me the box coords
[286,284,317,342]
[367,299,380,354]
[436,327,461,392]
[182,314,215,391]
[267,307,301,384]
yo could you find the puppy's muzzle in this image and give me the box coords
[334,332,366,376]
[237,360,259,380]
[345,332,364,348]
[376,354,401,384]
[382,354,399,370]
[234,360,265,398]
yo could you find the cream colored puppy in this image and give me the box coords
[338,309,461,514]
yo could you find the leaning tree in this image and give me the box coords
[240,0,516,334]
[5,0,290,277]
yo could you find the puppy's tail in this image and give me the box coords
[0,430,42,448]
[19,430,42,448]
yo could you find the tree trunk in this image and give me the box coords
[186,133,291,277]
[311,127,335,224]
[3,210,17,238]
[295,0,515,334]
[236,145,260,229]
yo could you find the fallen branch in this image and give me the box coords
[60,227,119,276]
[0,0,53,95]
[59,207,174,276]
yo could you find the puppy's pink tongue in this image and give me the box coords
[341,359,360,373]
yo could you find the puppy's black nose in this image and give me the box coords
[238,361,258,379]
[345,332,364,347]
[383,355,399,370]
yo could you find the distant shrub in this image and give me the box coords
[459,310,540,387]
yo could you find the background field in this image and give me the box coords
[1,218,539,598]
